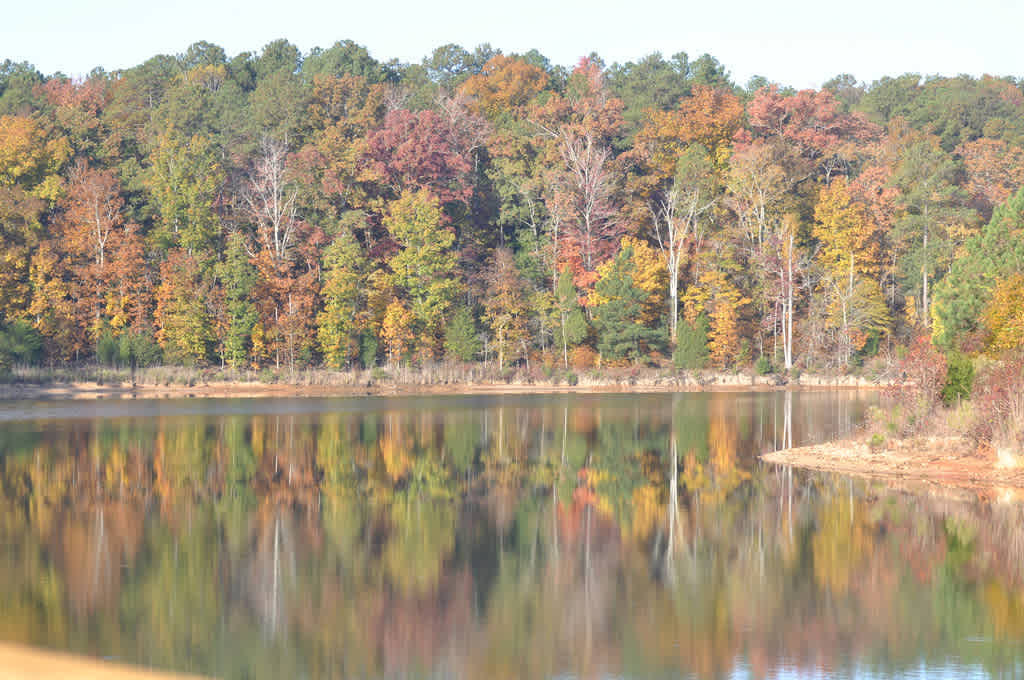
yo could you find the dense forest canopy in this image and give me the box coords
[2,39,1024,373]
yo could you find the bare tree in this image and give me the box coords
[649,148,716,340]
[244,136,300,265]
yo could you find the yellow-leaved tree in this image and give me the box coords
[588,236,667,325]
[982,274,1024,355]
[0,115,71,319]
[813,177,890,365]
[684,269,749,368]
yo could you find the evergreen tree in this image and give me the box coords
[933,186,1024,349]
[217,232,258,369]
[593,246,663,362]
[444,306,480,362]
[555,268,588,368]
[674,314,709,369]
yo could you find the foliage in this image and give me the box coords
[0,319,42,371]
[932,186,1024,350]
[969,355,1024,450]
[941,352,974,405]
[217,232,258,369]
[444,306,480,362]
[980,274,1024,356]
[317,230,364,368]
[592,245,664,362]
[673,314,709,370]
[0,41,1022,375]
[886,336,948,435]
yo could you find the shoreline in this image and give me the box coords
[0,371,887,401]
[0,641,206,680]
[761,436,1024,495]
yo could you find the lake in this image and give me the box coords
[0,391,1022,679]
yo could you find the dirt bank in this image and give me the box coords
[762,436,1024,494]
[0,641,206,680]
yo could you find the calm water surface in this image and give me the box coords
[0,391,1022,679]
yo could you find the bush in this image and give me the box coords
[970,355,1024,451]
[755,355,773,375]
[566,371,579,386]
[885,336,948,436]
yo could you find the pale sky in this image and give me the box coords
[4,0,1024,89]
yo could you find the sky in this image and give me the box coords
[4,0,1024,89]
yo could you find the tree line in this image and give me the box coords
[1,40,1023,373]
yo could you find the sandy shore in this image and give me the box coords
[762,435,1024,495]
[0,372,886,401]
[0,642,206,680]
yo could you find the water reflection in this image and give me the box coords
[0,391,1022,679]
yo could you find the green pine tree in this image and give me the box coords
[217,232,258,369]
[674,314,710,369]
[593,247,664,362]
[444,306,480,362]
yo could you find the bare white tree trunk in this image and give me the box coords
[244,136,300,265]
[650,181,714,341]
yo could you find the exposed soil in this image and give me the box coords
[0,642,206,680]
[762,435,1024,496]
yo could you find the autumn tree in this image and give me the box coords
[684,269,749,369]
[632,144,716,339]
[147,129,223,253]
[482,248,529,369]
[812,177,889,365]
[380,297,413,365]
[725,140,799,368]
[317,229,365,368]
[981,274,1024,355]
[459,55,549,120]
[548,130,621,290]
[155,250,214,365]
[243,136,301,265]
[956,137,1024,219]
[0,115,69,318]
[385,189,459,357]
[56,161,126,335]
[362,109,473,207]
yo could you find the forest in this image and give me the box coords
[1,39,1024,375]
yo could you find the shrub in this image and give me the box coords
[885,336,948,436]
[970,355,1024,451]
[755,355,773,375]
[566,371,579,386]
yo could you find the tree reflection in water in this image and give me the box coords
[0,391,1022,679]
